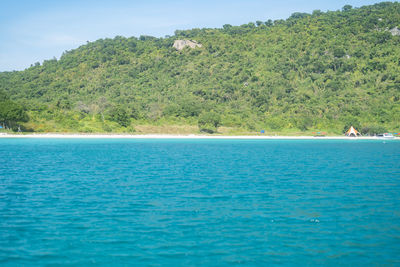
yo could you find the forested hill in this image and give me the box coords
[1,2,400,134]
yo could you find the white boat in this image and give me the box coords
[377,133,395,139]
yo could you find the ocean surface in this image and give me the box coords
[0,138,399,266]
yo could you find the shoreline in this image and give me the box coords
[0,133,397,140]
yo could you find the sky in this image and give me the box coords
[0,0,391,72]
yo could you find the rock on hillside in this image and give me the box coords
[389,27,400,36]
[173,40,202,50]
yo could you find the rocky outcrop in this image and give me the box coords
[389,27,400,36]
[173,40,202,50]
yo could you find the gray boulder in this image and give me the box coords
[173,40,202,50]
[389,27,400,36]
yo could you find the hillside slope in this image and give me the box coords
[1,2,400,134]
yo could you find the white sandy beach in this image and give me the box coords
[0,133,396,140]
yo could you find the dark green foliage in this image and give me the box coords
[163,97,203,118]
[333,48,346,58]
[342,5,353,12]
[361,125,388,135]
[107,106,130,127]
[198,111,221,133]
[0,92,29,130]
[289,12,310,20]
[1,2,400,133]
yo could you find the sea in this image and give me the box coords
[0,138,399,266]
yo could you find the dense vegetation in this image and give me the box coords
[1,2,400,134]
[0,91,28,131]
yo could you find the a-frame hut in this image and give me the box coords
[345,126,361,137]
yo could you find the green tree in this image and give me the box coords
[256,21,263,27]
[342,5,353,11]
[107,106,130,127]
[333,47,346,58]
[198,111,221,133]
[265,19,273,26]
[0,100,29,130]
[361,125,387,135]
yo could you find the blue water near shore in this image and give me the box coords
[1,138,400,266]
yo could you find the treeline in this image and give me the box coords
[0,91,28,131]
[0,2,399,134]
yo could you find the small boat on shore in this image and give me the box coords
[377,133,395,139]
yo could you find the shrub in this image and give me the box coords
[198,111,221,133]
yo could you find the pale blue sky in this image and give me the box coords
[0,0,391,71]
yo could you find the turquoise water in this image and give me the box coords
[1,139,400,266]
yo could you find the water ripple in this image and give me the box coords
[0,139,399,265]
